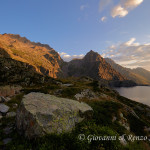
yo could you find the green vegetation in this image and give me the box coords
[1,78,150,150]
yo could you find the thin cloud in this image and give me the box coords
[101,16,107,22]
[111,0,144,18]
[123,0,144,9]
[59,52,84,62]
[111,5,128,18]
[103,38,150,71]
[80,4,88,11]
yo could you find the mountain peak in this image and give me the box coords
[83,50,103,62]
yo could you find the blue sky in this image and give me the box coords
[0,0,150,70]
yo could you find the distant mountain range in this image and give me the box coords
[105,58,150,85]
[0,33,150,87]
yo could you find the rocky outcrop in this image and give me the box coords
[16,92,93,139]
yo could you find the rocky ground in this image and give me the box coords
[0,77,150,150]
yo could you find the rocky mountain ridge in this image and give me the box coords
[105,58,150,85]
[0,33,149,86]
[0,34,63,78]
[62,50,126,81]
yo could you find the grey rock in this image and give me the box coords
[75,89,97,100]
[0,104,10,113]
[5,97,11,102]
[100,93,108,99]
[6,112,16,118]
[0,96,7,103]
[54,89,63,96]
[3,138,12,145]
[119,113,130,131]
[61,84,73,87]
[120,113,124,118]
[12,103,18,109]
[120,137,127,146]
[16,92,93,139]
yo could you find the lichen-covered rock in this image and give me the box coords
[74,89,98,100]
[16,92,93,139]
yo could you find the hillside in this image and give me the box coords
[0,34,63,78]
[105,58,150,85]
[1,77,150,150]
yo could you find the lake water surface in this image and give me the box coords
[114,86,150,106]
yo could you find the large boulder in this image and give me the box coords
[16,92,93,139]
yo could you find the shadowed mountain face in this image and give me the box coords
[0,34,64,78]
[62,50,126,81]
[105,58,150,85]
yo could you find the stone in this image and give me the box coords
[16,92,93,139]
[119,120,130,131]
[119,113,130,131]
[12,103,18,109]
[0,104,9,113]
[0,85,22,97]
[0,96,7,103]
[5,97,11,102]
[3,138,12,145]
[74,89,97,100]
[120,137,127,146]
[100,93,108,99]
[54,89,63,96]
[6,112,16,118]
[61,84,73,87]
[120,113,124,118]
